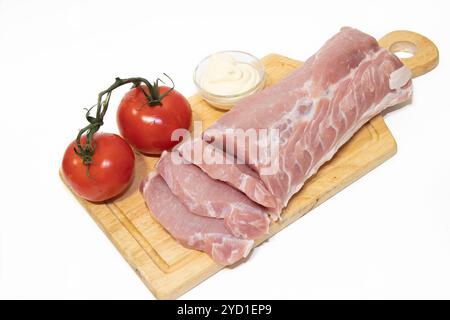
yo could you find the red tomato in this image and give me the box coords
[116,85,192,154]
[62,133,135,202]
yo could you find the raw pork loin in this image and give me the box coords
[141,27,413,264]
[203,27,412,216]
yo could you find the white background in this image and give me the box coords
[0,0,449,299]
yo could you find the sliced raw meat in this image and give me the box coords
[204,27,413,217]
[140,173,253,266]
[140,27,414,265]
[156,151,270,239]
[177,138,277,210]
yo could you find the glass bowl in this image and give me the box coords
[193,50,266,110]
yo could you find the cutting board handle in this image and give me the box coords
[378,30,439,78]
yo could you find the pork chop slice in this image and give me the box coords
[140,173,254,266]
[177,138,278,210]
[156,151,270,239]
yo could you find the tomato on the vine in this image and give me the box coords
[62,133,135,202]
[62,75,186,201]
[117,84,192,155]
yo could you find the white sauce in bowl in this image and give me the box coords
[199,53,260,96]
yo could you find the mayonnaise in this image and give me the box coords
[199,53,261,96]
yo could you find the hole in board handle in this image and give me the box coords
[389,41,417,59]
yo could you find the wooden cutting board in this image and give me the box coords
[60,30,438,299]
